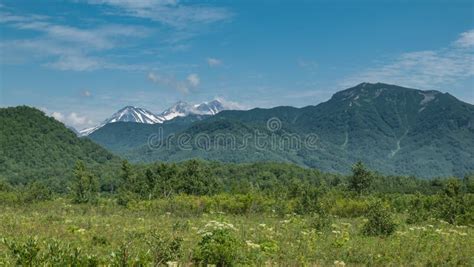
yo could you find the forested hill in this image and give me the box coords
[0,106,120,190]
[91,83,474,178]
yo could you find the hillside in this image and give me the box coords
[88,83,474,178]
[89,114,209,153]
[0,106,120,189]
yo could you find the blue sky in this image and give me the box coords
[1,0,473,130]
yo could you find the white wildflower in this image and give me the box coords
[166,261,179,267]
[246,240,261,249]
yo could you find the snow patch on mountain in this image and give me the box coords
[419,92,438,105]
[79,106,164,136]
[79,99,233,136]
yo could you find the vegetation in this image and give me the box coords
[1,103,473,265]
[0,106,120,192]
[1,160,473,265]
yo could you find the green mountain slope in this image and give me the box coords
[89,83,474,178]
[0,106,120,188]
[89,114,208,154]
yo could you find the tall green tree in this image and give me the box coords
[177,160,221,195]
[348,161,373,195]
[71,161,98,204]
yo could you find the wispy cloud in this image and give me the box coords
[81,90,92,97]
[0,7,149,71]
[342,29,474,90]
[85,0,233,28]
[214,97,246,110]
[297,59,318,69]
[186,73,200,87]
[207,57,222,67]
[148,72,200,94]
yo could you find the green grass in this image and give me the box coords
[1,198,472,266]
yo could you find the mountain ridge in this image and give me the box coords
[79,99,232,136]
[88,82,474,178]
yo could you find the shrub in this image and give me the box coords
[362,200,396,236]
[329,197,370,218]
[193,222,241,266]
[406,193,430,224]
[23,181,52,203]
[309,211,332,231]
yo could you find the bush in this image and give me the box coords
[193,222,241,266]
[406,193,430,224]
[23,181,52,203]
[362,200,396,236]
[309,212,332,231]
[329,197,370,218]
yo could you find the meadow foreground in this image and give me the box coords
[1,197,472,266]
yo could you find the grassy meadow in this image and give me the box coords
[0,195,473,266]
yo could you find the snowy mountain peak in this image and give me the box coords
[160,99,227,121]
[195,99,225,115]
[79,106,164,136]
[108,106,163,124]
[79,99,232,136]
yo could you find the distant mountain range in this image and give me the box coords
[87,83,474,178]
[79,99,231,136]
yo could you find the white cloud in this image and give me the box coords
[214,97,246,110]
[148,72,199,94]
[85,0,232,28]
[147,72,159,82]
[46,55,102,71]
[342,29,474,90]
[82,90,92,97]
[187,73,200,87]
[68,112,90,126]
[50,111,93,129]
[0,9,150,71]
[51,111,65,121]
[207,57,221,67]
[454,29,474,48]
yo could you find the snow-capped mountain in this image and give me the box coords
[159,101,193,121]
[159,99,227,121]
[79,106,164,136]
[195,100,225,115]
[79,99,230,136]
